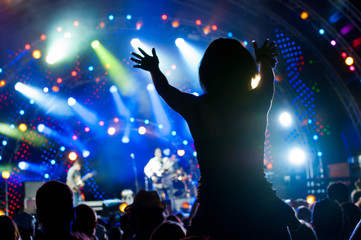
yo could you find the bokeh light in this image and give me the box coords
[288,148,306,165]
[345,57,354,66]
[19,123,27,132]
[68,152,78,161]
[161,14,168,20]
[195,19,201,25]
[2,171,10,179]
[300,12,309,19]
[32,50,41,59]
[108,127,116,135]
[138,126,146,135]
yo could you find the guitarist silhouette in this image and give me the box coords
[66,160,95,206]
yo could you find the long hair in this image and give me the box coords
[199,38,258,94]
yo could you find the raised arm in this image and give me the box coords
[252,39,278,101]
[131,47,195,116]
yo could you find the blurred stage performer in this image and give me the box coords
[144,148,174,204]
[131,38,300,239]
[66,160,94,206]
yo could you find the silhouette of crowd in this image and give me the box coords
[3,38,361,239]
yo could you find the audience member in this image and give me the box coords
[126,190,165,240]
[108,226,122,240]
[0,215,21,240]
[13,212,36,240]
[341,202,361,234]
[327,181,349,204]
[311,198,344,240]
[72,204,98,240]
[150,220,186,240]
[290,220,316,240]
[36,180,75,240]
[351,189,361,208]
[166,215,184,226]
[296,206,311,223]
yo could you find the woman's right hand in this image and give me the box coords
[130,47,159,72]
[252,39,278,68]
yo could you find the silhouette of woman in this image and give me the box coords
[131,38,300,239]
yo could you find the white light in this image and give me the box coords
[18,161,29,170]
[46,39,69,64]
[109,85,118,93]
[251,74,261,89]
[108,127,116,135]
[122,136,130,143]
[37,124,45,133]
[68,97,76,106]
[289,148,306,165]
[279,112,292,127]
[147,83,155,91]
[43,87,49,93]
[175,38,185,48]
[131,38,141,48]
[82,150,90,158]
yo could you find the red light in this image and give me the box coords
[211,25,218,31]
[161,14,167,20]
[57,78,63,83]
[341,52,347,58]
[84,127,90,132]
[350,65,355,71]
[114,117,119,123]
[25,44,31,50]
[195,19,201,25]
[352,37,361,48]
[267,163,273,169]
[40,34,46,40]
[71,71,77,77]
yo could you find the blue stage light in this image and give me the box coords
[0,68,2,73]
[243,41,248,46]
[109,85,118,93]
[30,99,35,104]
[88,66,94,71]
[317,151,323,157]
[10,124,15,129]
[0,156,2,160]
[313,135,318,140]
[82,150,90,158]
[60,146,66,151]
[50,159,56,165]
[122,136,130,143]
[144,119,150,124]
[183,140,188,145]
[108,15,114,20]
[171,131,176,136]
[130,117,135,122]
[319,29,325,35]
[68,97,76,106]
[44,173,49,179]
[126,14,132,20]
[227,32,233,38]
[193,152,197,157]
[175,38,185,48]
[2,140,7,146]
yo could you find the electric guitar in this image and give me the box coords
[67,171,96,193]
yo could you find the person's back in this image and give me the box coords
[72,204,97,240]
[36,180,75,240]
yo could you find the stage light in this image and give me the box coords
[44,173,49,179]
[19,110,25,115]
[72,135,78,140]
[68,97,76,106]
[119,203,128,212]
[43,87,49,93]
[306,195,316,204]
[183,140,188,145]
[71,71,77,77]
[57,26,62,32]
[318,29,325,35]
[99,121,104,126]
[2,171,10,179]
[40,34,47,40]
[46,39,69,64]
[279,112,292,127]
[25,44,31,50]
[60,146,66,151]
[73,21,79,27]
[122,136,130,143]
[158,124,163,129]
[350,66,355,71]
[88,66,94,71]
[18,161,29,170]
[171,64,176,70]
[30,99,35,104]
[52,86,59,92]
[300,12,309,19]
[108,15,114,20]
[57,78,63,83]
[82,150,90,158]
[161,14,168,20]
[192,92,199,96]
[84,127,90,132]
[211,25,217,31]
[64,32,72,38]
[130,118,135,122]
[0,210,4,216]
[138,126,146,135]
[341,52,347,58]
[69,152,77,161]
[136,21,143,30]
[243,41,248,46]
[32,50,41,59]
[0,80,5,87]
[288,148,306,165]
[228,32,233,38]
[108,127,116,135]
[91,40,100,49]
[317,151,323,157]
[345,57,354,66]
[313,135,318,140]
[330,40,336,46]
[193,152,197,157]
[144,119,150,124]
[130,38,141,48]
[177,149,185,157]
[171,131,176,136]
[203,26,211,35]
[0,68,2,73]
[2,140,7,146]
[10,124,15,129]
[51,159,56,165]
[175,38,185,48]
[267,163,273,169]
[19,123,27,132]
[251,74,261,89]
[126,14,132,20]
[172,21,179,28]
[147,83,155,91]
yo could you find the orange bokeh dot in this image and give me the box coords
[161,14,168,20]
[52,86,59,92]
[71,71,77,77]
[211,25,218,31]
[195,19,201,25]
[172,21,179,28]
[300,11,309,19]
[0,80,5,87]
[40,34,46,40]
[203,26,211,35]
[25,44,31,50]
[100,22,105,28]
[73,21,79,27]
[105,64,111,69]
[57,78,63,83]
[32,50,41,59]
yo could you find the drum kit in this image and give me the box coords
[171,168,197,198]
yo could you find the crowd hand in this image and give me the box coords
[130,47,159,71]
[252,39,278,68]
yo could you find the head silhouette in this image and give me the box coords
[327,181,349,203]
[72,204,97,237]
[0,215,21,240]
[36,180,74,237]
[199,38,258,95]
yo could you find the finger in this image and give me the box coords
[268,41,276,48]
[131,52,143,59]
[130,57,142,64]
[252,40,258,49]
[152,48,157,57]
[133,65,143,69]
[272,52,280,57]
[138,48,149,57]
[270,44,277,50]
[262,39,269,48]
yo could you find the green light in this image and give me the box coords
[309,60,313,64]
[91,40,100,49]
